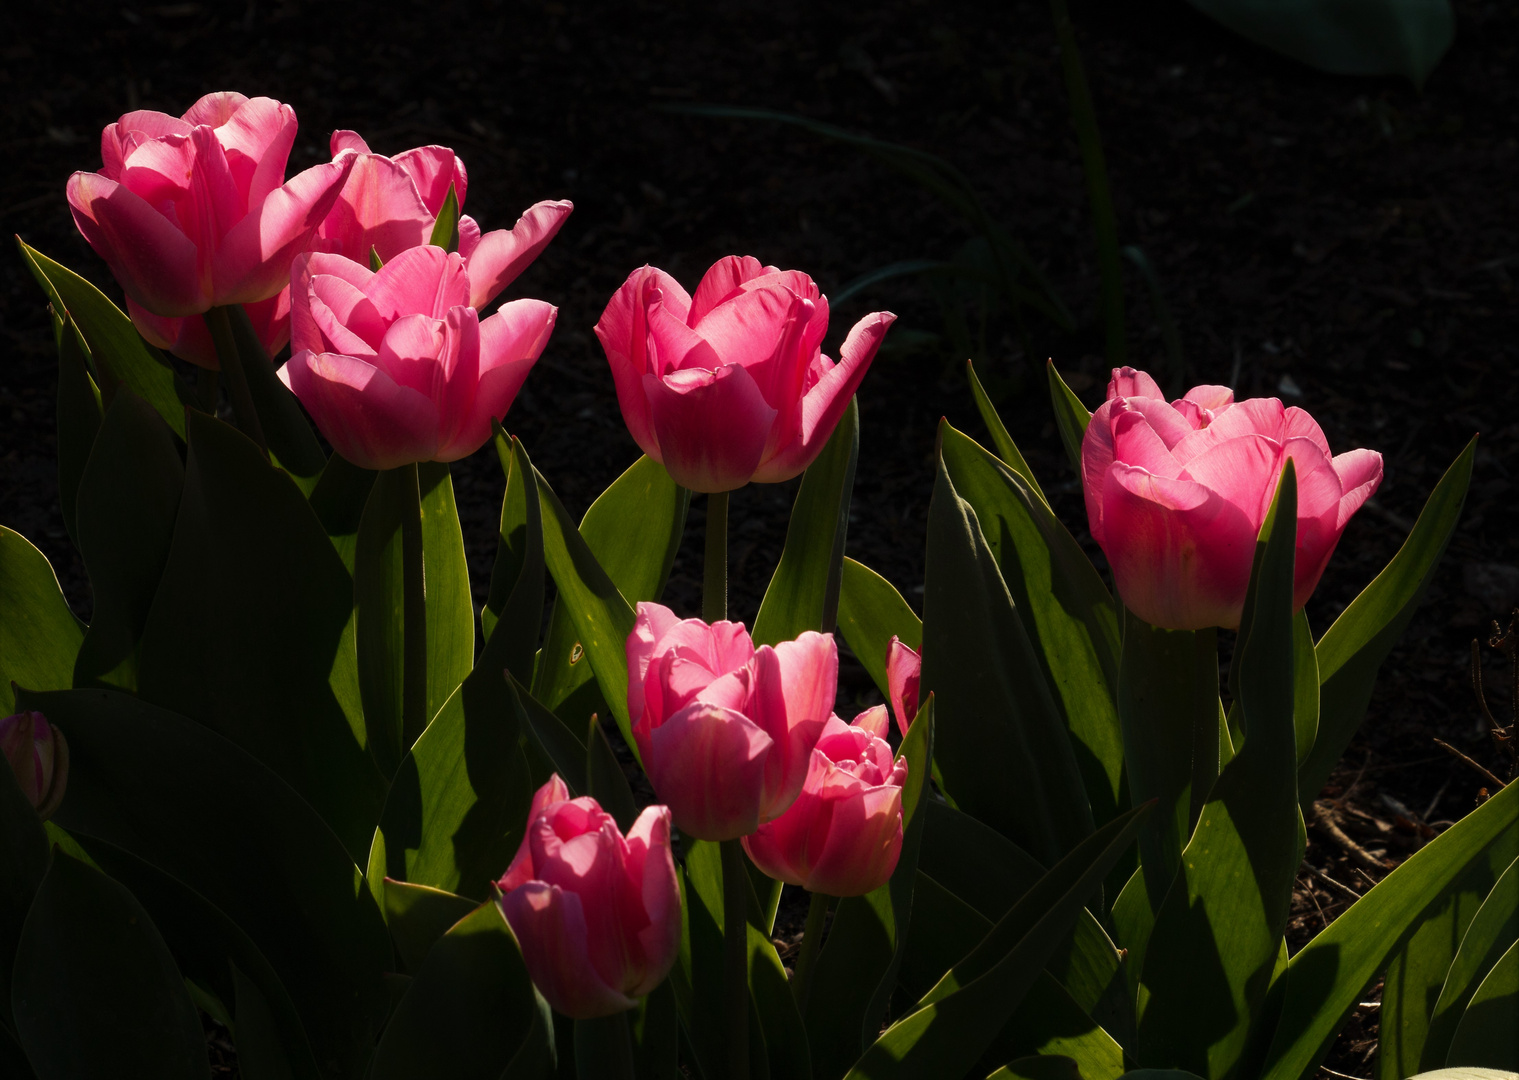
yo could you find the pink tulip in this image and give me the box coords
[278,244,555,469]
[885,636,922,738]
[1081,367,1383,630]
[497,775,680,1020]
[319,131,573,310]
[626,602,837,841]
[595,256,895,492]
[66,92,352,367]
[742,706,907,897]
[1,711,68,820]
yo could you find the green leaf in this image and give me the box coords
[481,430,544,683]
[921,433,1093,867]
[225,304,326,493]
[71,389,184,692]
[371,900,547,1080]
[419,462,475,724]
[307,454,376,574]
[512,674,588,795]
[939,422,1125,837]
[990,1057,1084,1080]
[427,182,461,252]
[843,802,1147,1080]
[52,312,103,546]
[836,557,921,699]
[1425,857,1519,1069]
[0,528,84,716]
[136,410,384,862]
[1302,437,1475,805]
[1183,0,1453,86]
[356,466,420,779]
[1381,846,1513,1078]
[1260,772,1519,1080]
[805,699,935,1076]
[11,852,209,1079]
[670,840,729,1079]
[1047,362,1092,479]
[30,686,392,1078]
[18,239,192,437]
[369,670,534,902]
[1446,939,1518,1069]
[1137,464,1303,1079]
[630,982,680,1080]
[1117,616,1220,910]
[231,962,297,1080]
[383,879,479,974]
[966,360,1047,505]
[752,396,859,646]
[586,714,638,832]
[1292,610,1319,767]
[0,732,49,1030]
[532,456,689,724]
[1117,1072,1208,1080]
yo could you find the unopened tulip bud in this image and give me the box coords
[1,711,68,820]
[885,636,922,738]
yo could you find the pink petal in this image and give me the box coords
[366,244,470,322]
[457,214,482,258]
[1111,408,1184,478]
[434,305,482,454]
[290,251,375,356]
[307,273,386,358]
[1179,433,1283,534]
[245,290,291,357]
[751,634,836,821]
[627,602,687,736]
[127,300,218,370]
[213,97,297,208]
[214,157,354,306]
[1119,396,1197,450]
[1331,449,1383,529]
[642,364,777,493]
[102,111,192,179]
[119,134,197,207]
[1107,366,1164,401]
[686,280,798,371]
[184,125,245,260]
[375,313,447,399]
[279,349,440,470]
[750,311,893,484]
[67,171,206,316]
[330,130,372,156]
[499,883,637,1019]
[392,144,468,216]
[1181,384,1234,413]
[1282,437,1343,524]
[464,199,573,309]
[318,153,434,264]
[1282,406,1333,459]
[885,636,921,738]
[621,806,681,996]
[647,702,773,841]
[1080,398,1122,546]
[181,91,250,128]
[687,255,771,325]
[595,267,695,457]
[434,299,555,462]
[805,782,903,897]
[851,704,890,742]
[500,775,574,892]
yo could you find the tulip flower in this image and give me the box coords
[1,711,68,820]
[1081,367,1383,631]
[885,636,922,738]
[319,131,573,310]
[66,92,352,367]
[595,256,895,492]
[279,244,555,469]
[742,706,908,897]
[497,775,680,1020]
[626,602,837,841]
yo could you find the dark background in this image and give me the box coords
[2,0,1515,1070]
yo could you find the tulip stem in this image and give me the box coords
[398,463,429,751]
[204,306,267,455]
[790,890,831,1010]
[704,490,729,623]
[720,837,750,1080]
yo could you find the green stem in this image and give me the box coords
[791,890,830,1010]
[720,838,750,1080]
[397,462,429,750]
[1050,0,1126,365]
[704,490,729,623]
[204,305,267,453]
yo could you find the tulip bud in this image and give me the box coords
[1,711,68,820]
[885,636,922,738]
[595,257,895,492]
[742,708,908,897]
[496,776,680,1020]
[625,602,836,841]
[1080,366,1383,630]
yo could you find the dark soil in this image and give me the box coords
[3,1,1516,1076]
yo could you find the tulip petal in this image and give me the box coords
[499,883,637,1019]
[102,111,192,179]
[806,782,903,897]
[750,310,893,484]
[851,704,890,742]
[688,255,770,324]
[500,775,573,892]
[1331,448,1383,528]
[1111,408,1184,478]
[685,281,798,372]
[308,273,386,358]
[464,199,574,309]
[642,364,777,493]
[280,349,440,470]
[245,290,291,357]
[1181,384,1234,414]
[1119,396,1196,451]
[392,144,468,216]
[319,152,434,264]
[434,299,555,462]
[366,244,470,321]
[330,130,373,157]
[595,267,692,457]
[1108,366,1165,400]
[181,91,250,128]
[290,252,375,356]
[457,214,482,258]
[1180,433,1284,533]
[1282,405,1333,459]
[751,634,836,820]
[647,702,773,841]
[67,171,206,316]
[214,157,354,305]
[434,306,481,455]
[127,300,218,370]
[1081,398,1122,546]
[621,806,681,996]
[119,133,197,206]
[213,97,297,207]
[885,636,922,738]
[628,602,687,734]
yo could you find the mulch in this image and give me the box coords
[2,1,1515,1075]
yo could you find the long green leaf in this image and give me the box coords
[53,312,103,546]
[225,303,325,492]
[71,390,184,692]
[532,456,689,723]
[1446,939,1518,1069]
[0,528,84,716]
[921,432,1093,867]
[1302,437,1476,806]
[1260,774,1519,1080]
[1137,465,1303,1078]
[836,557,921,699]
[1047,363,1093,479]
[136,410,383,862]
[511,674,589,796]
[419,461,475,724]
[940,422,1125,836]
[29,687,392,1078]
[1421,857,1519,1070]
[371,900,545,1080]
[307,454,375,574]
[231,962,300,1080]
[12,852,209,1079]
[753,396,859,646]
[383,879,478,975]
[427,183,461,252]
[586,713,638,833]
[966,360,1047,504]
[480,431,544,683]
